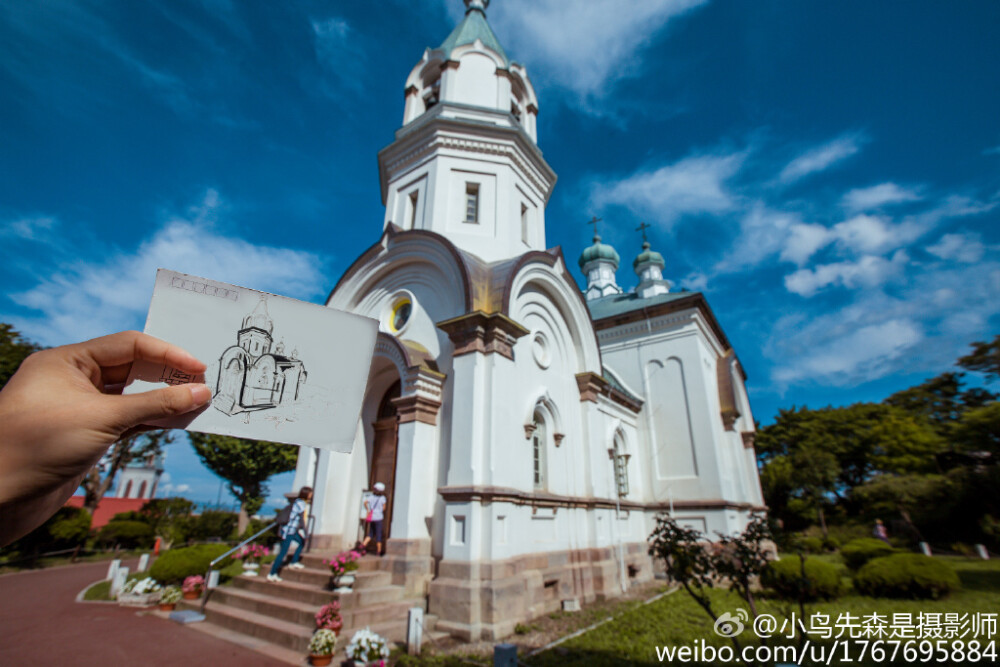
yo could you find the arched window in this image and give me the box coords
[613,432,630,497]
[123,480,133,498]
[138,481,147,498]
[532,411,547,489]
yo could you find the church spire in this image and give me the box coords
[633,224,671,298]
[579,216,623,301]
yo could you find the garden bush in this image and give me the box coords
[47,507,92,547]
[762,556,843,601]
[853,553,960,599]
[841,538,894,570]
[148,544,232,584]
[797,536,824,553]
[842,537,894,567]
[95,520,154,549]
[822,536,841,551]
[184,511,238,542]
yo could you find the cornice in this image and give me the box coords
[436,310,530,361]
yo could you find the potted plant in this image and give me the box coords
[323,549,362,592]
[182,575,205,600]
[315,600,343,634]
[237,543,268,576]
[159,586,182,611]
[118,576,162,607]
[345,627,389,666]
[307,628,338,666]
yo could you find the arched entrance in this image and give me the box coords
[368,379,400,548]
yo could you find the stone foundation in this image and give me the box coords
[429,542,653,641]
[382,538,435,597]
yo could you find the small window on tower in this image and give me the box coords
[464,183,480,224]
[408,191,419,229]
[520,203,529,244]
[511,101,522,124]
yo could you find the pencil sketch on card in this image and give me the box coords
[123,269,378,452]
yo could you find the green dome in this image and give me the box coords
[633,241,665,270]
[579,235,620,270]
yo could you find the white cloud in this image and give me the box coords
[926,232,985,263]
[1,216,56,241]
[311,17,365,94]
[841,182,921,212]
[474,0,707,103]
[778,134,862,184]
[712,202,800,272]
[784,250,909,297]
[772,318,922,385]
[780,223,831,266]
[175,483,191,494]
[591,150,744,226]
[7,190,328,346]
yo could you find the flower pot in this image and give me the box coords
[309,654,333,666]
[159,602,177,612]
[182,590,201,600]
[242,562,260,576]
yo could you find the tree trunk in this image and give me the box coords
[237,500,250,537]
[817,506,828,539]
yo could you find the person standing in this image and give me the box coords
[873,518,891,546]
[362,482,388,556]
[268,486,312,582]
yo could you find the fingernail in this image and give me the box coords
[189,384,211,405]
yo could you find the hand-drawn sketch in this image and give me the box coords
[123,269,378,452]
[213,295,308,416]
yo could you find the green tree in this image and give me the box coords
[885,372,995,437]
[958,334,1000,381]
[851,473,955,542]
[139,497,195,548]
[188,434,297,534]
[0,323,42,388]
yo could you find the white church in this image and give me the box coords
[291,0,764,640]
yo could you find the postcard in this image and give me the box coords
[123,269,377,452]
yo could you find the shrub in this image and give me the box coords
[841,538,894,570]
[854,554,960,600]
[762,556,843,601]
[47,507,92,547]
[822,536,841,551]
[798,536,824,553]
[96,520,154,549]
[148,544,232,584]
[184,511,238,542]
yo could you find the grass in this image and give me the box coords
[82,572,151,601]
[525,556,1000,667]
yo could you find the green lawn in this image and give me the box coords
[527,556,999,667]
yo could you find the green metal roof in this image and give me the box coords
[438,6,509,67]
[602,368,642,405]
[633,241,665,270]
[579,235,621,269]
[586,290,698,321]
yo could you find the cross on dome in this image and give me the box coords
[636,221,651,243]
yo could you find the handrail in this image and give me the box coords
[200,521,277,613]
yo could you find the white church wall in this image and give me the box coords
[448,49,503,109]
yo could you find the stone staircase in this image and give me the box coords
[183,551,437,655]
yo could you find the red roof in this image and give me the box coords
[65,496,149,528]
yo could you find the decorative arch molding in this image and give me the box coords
[523,391,564,446]
[373,332,445,426]
[327,226,474,313]
[505,253,602,373]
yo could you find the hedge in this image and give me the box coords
[853,553,960,600]
[762,556,843,601]
[840,538,895,570]
[148,544,233,584]
[95,520,154,549]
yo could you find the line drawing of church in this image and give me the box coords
[290,0,765,640]
[213,295,307,416]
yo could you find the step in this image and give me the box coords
[281,566,391,590]
[234,574,334,606]
[301,552,384,573]
[184,599,313,653]
[210,586,316,626]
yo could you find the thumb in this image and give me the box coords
[111,383,212,429]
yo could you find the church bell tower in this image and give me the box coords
[377,0,557,263]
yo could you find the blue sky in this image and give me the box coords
[2,0,998,510]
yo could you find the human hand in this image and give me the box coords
[0,331,211,544]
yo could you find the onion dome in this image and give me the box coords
[242,296,274,334]
[633,241,665,271]
[579,234,621,270]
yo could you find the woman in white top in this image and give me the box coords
[362,482,388,556]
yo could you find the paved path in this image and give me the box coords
[0,558,287,666]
